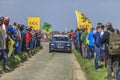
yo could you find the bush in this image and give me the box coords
[31,50,35,56]
[9,56,20,68]
[28,51,32,58]
[0,61,4,72]
[19,52,29,62]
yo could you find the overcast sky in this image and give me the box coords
[0,0,120,31]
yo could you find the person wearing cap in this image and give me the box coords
[101,22,119,79]
[94,24,103,71]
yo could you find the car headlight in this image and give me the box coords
[51,44,55,46]
[66,44,70,46]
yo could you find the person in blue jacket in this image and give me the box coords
[94,24,103,71]
[74,28,80,51]
[8,25,16,35]
[87,28,95,59]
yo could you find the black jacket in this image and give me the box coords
[101,31,110,57]
[101,31,110,45]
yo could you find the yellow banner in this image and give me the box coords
[28,17,40,30]
[75,10,92,32]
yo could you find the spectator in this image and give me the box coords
[87,28,95,59]
[101,22,120,79]
[78,29,83,55]
[71,30,75,40]
[34,30,38,48]
[30,27,35,49]
[100,25,106,62]
[11,23,21,55]
[21,26,26,51]
[0,19,10,71]
[36,31,42,47]
[74,28,80,52]
[26,28,32,51]
[4,17,10,30]
[94,24,105,71]
[81,28,88,58]
[1,17,7,38]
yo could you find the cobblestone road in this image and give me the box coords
[1,42,86,80]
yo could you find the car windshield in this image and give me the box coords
[52,37,69,41]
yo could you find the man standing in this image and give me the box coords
[74,28,80,51]
[101,22,120,79]
[81,28,88,58]
[0,19,10,72]
[94,25,102,71]
[87,28,95,59]
[13,22,21,54]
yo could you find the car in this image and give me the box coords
[49,35,72,53]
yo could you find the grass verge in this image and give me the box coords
[0,46,43,72]
[73,49,107,80]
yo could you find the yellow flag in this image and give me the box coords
[75,10,92,32]
[28,17,40,31]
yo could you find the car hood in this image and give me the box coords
[50,41,71,44]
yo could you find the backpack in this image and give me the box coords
[107,31,120,55]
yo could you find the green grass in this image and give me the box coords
[73,49,107,80]
[0,46,43,72]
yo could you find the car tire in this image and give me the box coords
[69,48,72,53]
[49,50,52,53]
[49,48,51,52]
[49,47,52,53]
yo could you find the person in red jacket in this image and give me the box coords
[71,32,75,40]
[26,28,32,51]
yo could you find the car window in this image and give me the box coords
[52,37,69,41]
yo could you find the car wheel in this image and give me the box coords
[49,48,51,52]
[69,49,72,53]
[49,49,52,53]
[49,47,52,53]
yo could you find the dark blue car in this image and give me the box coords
[49,35,72,53]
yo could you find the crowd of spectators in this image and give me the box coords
[0,17,42,72]
[68,23,120,80]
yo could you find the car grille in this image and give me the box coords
[57,43,64,46]
[57,43,65,48]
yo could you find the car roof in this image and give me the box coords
[53,35,68,37]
